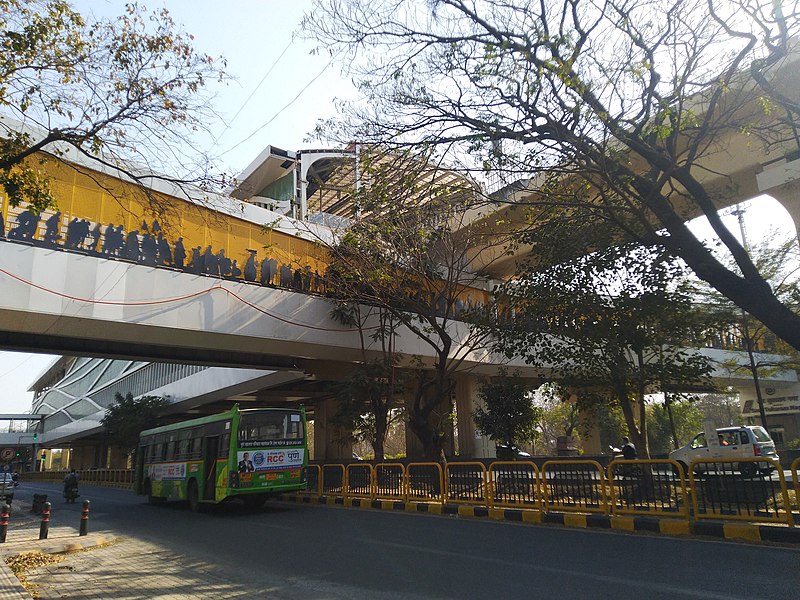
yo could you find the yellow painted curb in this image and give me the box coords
[522,510,543,524]
[427,503,443,515]
[610,516,635,532]
[406,501,419,512]
[458,505,476,518]
[381,500,395,510]
[489,508,506,520]
[659,520,691,536]
[358,498,371,509]
[326,496,337,506]
[723,523,761,542]
[563,514,588,528]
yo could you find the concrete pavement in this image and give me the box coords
[0,496,258,600]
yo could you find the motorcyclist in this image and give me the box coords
[619,436,637,461]
[63,469,79,503]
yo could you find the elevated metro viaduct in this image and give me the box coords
[2,98,800,467]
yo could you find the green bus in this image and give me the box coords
[135,405,308,511]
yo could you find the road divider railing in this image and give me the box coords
[322,464,345,496]
[345,463,373,499]
[22,457,800,527]
[375,463,405,501]
[689,458,793,526]
[303,464,322,496]
[295,458,797,526]
[488,461,540,510]
[445,462,487,505]
[26,468,133,489]
[542,460,608,514]
[608,459,689,519]
[407,463,444,503]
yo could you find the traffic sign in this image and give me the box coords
[0,447,15,462]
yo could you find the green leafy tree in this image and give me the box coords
[306,0,800,352]
[495,244,715,459]
[647,400,704,456]
[329,302,407,461]
[323,148,500,459]
[101,392,169,463]
[473,369,541,459]
[533,385,581,455]
[1,0,227,213]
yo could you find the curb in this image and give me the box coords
[281,493,800,545]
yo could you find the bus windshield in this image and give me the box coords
[238,410,304,447]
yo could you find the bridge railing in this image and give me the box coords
[21,458,800,527]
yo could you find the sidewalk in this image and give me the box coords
[0,498,269,599]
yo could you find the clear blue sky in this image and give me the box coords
[0,1,796,415]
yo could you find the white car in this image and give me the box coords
[669,425,779,477]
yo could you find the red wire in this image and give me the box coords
[0,266,362,333]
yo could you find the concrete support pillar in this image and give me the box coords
[756,160,800,238]
[61,448,72,470]
[108,446,130,469]
[312,398,353,461]
[454,373,495,459]
[71,447,93,470]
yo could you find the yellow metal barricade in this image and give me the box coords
[689,458,793,526]
[345,463,374,499]
[489,461,541,510]
[445,462,487,505]
[406,462,444,503]
[374,463,405,501]
[322,464,346,496]
[608,459,689,519]
[542,460,608,514]
[791,457,800,505]
[303,464,322,496]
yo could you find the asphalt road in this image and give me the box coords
[8,480,800,600]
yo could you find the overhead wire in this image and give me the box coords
[218,49,341,158]
[214,38,294,145]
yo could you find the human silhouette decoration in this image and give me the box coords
[2,200,485,321]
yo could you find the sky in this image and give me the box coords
[0,1,797,416]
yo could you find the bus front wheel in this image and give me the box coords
[188,479,201,512]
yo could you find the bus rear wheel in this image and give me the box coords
[188,479,201,512]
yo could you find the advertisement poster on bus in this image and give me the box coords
[150,463,187,480]
[237,449,304,472]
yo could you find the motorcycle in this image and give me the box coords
[63,482,79,503]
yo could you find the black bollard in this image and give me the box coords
[79,500,90,536]
[39,501,50,540]
[0,503,8,543]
